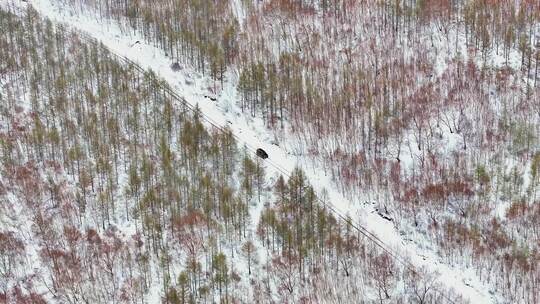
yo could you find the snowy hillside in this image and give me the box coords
[1,0,539,303]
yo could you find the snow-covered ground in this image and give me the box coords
[0,0,507,302]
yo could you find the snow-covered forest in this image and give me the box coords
[0,0,539,303]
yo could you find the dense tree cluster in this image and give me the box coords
[61,0,239,81]
[0,7,246,302]
[239,2,539,302]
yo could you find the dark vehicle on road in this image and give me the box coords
[256,148,268,159]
